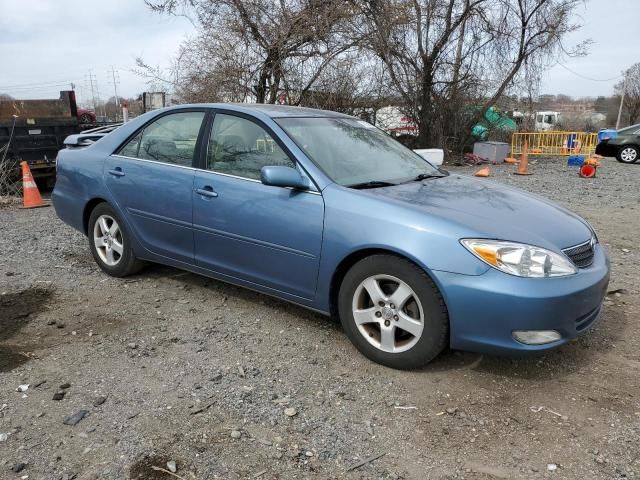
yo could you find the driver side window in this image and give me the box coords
[207,113,295,180]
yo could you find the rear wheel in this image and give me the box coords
[338,254,448,369]
[88,203,144,277]
[617,145,639,163]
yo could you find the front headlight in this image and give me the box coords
[461,239,577,278]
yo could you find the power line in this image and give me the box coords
[556,62,623,83]
[0,79,77,89]
[0,82,78,92]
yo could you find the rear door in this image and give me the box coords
[105,110,207,265]
[192,111,325,300]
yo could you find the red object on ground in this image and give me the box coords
[579,164,596,178]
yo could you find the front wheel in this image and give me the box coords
[617,145,639,163]
[338,254,448,369]
[88,203,144,277]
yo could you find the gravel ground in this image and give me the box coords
[0,156,638,480]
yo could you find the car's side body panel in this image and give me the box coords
[312,183,491,312]
[105,156,196,265]
[53,147,109,233]
[595,133,640,159]
[192,169,325,300]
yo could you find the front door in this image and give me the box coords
[192,112,324,300]
[105,110,206,265]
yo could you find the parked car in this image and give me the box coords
[595,123,640,163]
[77,108,96,123]
[52,104,610,369]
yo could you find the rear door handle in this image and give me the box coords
[108,168,125,177]
[195,186,218,198]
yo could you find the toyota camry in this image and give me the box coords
[52,104,610,369]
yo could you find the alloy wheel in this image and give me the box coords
[93,214,124,266]
[620,147,638,163]
[351,274,424,353]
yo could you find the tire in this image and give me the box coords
[616,145,639,164]
[88,203,144,277]
[79,113,93,123]
[338,254,448,369]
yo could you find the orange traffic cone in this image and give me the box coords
[21,161,48,209]
[514,139,533,175]
[474,167,490,177]
[504,157,518,164]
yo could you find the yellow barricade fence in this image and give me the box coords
[511,132,598,157]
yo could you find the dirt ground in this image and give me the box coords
[0,157,638,480]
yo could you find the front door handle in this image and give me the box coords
[195,186,218,198]
[108,167,125,177]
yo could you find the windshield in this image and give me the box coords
[275,117,441,186]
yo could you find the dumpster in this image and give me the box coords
[473,141,509,163]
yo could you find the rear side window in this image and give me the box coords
[118,111,205,167]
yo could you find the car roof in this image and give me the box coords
[165,103,354,119]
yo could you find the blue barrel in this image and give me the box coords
[598,129,617,143]
[566,133,578,149]
[567,155,584,167]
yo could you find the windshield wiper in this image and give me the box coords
[347,180,397,189]
[411,172,445,181]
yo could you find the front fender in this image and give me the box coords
[313,184,488,311]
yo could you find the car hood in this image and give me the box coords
[366,174,592,251]
[607,134,636,144]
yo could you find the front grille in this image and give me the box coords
[563,239,595,268]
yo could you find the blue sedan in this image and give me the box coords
[53,104,610,368]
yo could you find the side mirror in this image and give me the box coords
[260,166,309,190]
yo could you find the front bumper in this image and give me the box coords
[432,244,610,355]
[595,142,619,158]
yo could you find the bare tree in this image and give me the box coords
[144,0,360,104]
[356,0,587,147]
[615,63,640,125]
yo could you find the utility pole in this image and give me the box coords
[87,70,107,119]
[108,66,120,121]
[86,70,98,113]
[616,71,628,130]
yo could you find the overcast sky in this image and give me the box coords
[0,0,637,105]
[0,0,194,105]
